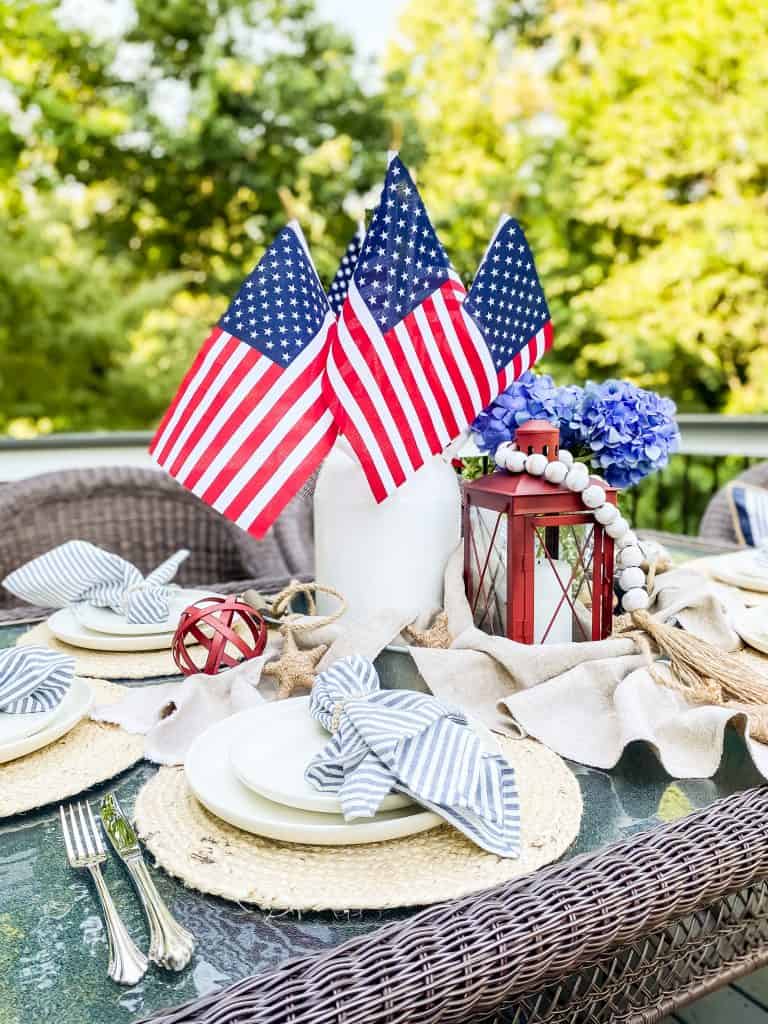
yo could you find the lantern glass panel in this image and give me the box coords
[466,506,599,643]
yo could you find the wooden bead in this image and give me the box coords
[582,484,607,509]
[593,503,619,526]
[621,587,649,612]
[617,545,643,568]
[504,450,527,473]
[618,566,645,591]
[494,442,515,469]
[544,460,568,484]
[605,516,629,539]
[565,464,589,492]
[525,453,548,476]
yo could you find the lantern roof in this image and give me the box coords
[464,468,618,503]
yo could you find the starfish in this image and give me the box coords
[263,628,328,699]
[403,611,453,650]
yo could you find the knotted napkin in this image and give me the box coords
[305,654,521,857]
[0,646,73,714]
[3,541,189,624]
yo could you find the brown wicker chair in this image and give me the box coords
[0,466,313,622]
[699,461,768,545]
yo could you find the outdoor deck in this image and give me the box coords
[661,968,768,1021]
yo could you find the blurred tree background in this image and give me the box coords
[1,0,767,437]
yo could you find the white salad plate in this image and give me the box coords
[733,606,768,654]
[0,676,93,764]
[77,589,217,635]
[185,710,444,846]
[230,695,413,814]
[48,608,175,652]
[709,553,768,593]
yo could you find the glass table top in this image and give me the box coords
[1,602,764,1024]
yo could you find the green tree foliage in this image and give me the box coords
[387,0,768,413]
[0,0,390,431]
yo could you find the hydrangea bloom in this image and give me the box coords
[471,374,679,488]
[570,379,680,487]
[471,371,563,454]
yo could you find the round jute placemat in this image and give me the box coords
[0,679,145,818]
[134,737,582,911]
[16,622,187,679]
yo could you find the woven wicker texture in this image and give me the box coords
[134,736,581,911]
[16,621,185,679]
[0,679,143,818]
[500,879,768,1022]
[700,460,768,544]
[136,785,768,1024]
[0,466,313,621]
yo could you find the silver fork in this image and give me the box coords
[60,801,149,986]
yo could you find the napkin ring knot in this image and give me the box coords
[330,701,345,734]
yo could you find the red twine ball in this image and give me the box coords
[172,596,267,676]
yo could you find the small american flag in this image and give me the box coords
[327,221,365,316]
[150,223,337,538]
[323,155,499,502]
[463,214,553,391]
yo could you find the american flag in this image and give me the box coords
[462,214,553,391]
[323,155,500,503]
[150,223,337,538]
[327,221,365,316]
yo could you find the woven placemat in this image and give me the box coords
[16,622,186,679]
[134,737,582,911]
[0,679,145,818]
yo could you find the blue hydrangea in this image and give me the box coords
[471,374,679,488]
[569,379,680,488]
[472,371,566,453]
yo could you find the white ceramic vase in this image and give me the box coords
[313,440,461,624]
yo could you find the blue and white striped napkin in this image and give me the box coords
[3,541,189,625]
[305,655,521,858]
[0,646,73,714]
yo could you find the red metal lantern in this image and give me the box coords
[463,420,618,643]
[172,596,268,676]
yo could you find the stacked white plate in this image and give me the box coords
[0,676,93,764]
[184,696,500,846]
[47,589,217,652]
[710,551,768,593]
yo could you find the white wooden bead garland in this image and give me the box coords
[496,447,649,613]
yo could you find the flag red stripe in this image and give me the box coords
[421,294,477,426]
[198,344,331,505]
[343,301,423,473]
[417,294,479,425]
[381,328,442,455]
[176,352,282,490]
[222,394,331,523]
[401,313,461,440]
[320,358,388,502]
[150,326,223,456]
[167,339,265,479]
[249,422,337,537]
[338,303,408,488]
[152,328,231,463]
[440,284,494,410]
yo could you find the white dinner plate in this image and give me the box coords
[48,608,176,652]
[709,553,768,593]
[230,696,413,814]
[185,711,444,846]
[0,676,93,764]
[77,589,217,635]
[733,606,768,654]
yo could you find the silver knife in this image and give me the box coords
[100,794,195,971]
